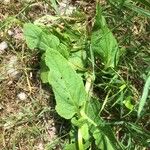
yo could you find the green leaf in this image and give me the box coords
[85,98,102,124]
[125,123,150,147]
[93,129,115,150]
[64,143,77,150]
[134,0,150,8]
[50,0,59,15]
[85,98,124,150]
[109,0,150,18]
[124,2,150,18]
[40,58,49,83]
[91,4,120,69]
[80,123,89,141]
[69,50,86,71]
[71,117,87,127]
[138,74,150,118]
[93,125,125,150]
[58,43,70,59]
[123,96,134,110]
[24,23,70,59]
[45,49,87,119]
[23,23,60,50]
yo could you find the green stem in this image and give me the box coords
[78,128,84,150]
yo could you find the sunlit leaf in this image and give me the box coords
[45,49,87,119]
[91,3,120,69]
[23,23,60,50]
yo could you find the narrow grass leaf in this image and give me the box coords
[134,0,150,8]
[138,75,150,117]
[124,2,150,18]
[50,0,60,15]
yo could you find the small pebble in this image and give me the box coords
[8,30,14,36]
[6,56,21,78]
[59,0,76,15]
[0,41,8,54]
[3,0,10,4]
[17,92,27,101]
[37,142,44,150]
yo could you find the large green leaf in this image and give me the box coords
[45,49,87,119]
[91,3,120,69]
[23,23,60,50]
[24,23,70,58]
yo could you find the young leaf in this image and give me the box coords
[91,3,120,69]
[93,124,125,150]
[45,49,87,119]
[123,96,134,110]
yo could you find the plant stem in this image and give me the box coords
[78,128,84,150]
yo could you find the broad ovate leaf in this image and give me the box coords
[23,23,60,50]
[45,49,87,119]
[91,3,120,69]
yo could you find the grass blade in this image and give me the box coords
[138,74,150,118]
[124,2,150,18]
[134,0,150,8]
[50,0,60,15]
